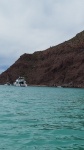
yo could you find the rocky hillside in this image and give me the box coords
[0,31,84,87]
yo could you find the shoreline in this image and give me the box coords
[0,83,84,88]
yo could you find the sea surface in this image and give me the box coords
[0,85,84,150]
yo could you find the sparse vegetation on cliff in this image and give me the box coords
[0,31,84,87]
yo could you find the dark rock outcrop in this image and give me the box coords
[0,31,84,87]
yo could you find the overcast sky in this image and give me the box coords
[0,0,84,73]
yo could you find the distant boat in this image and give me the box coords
[57,86,62,88]
[4,82,11,86]
[4,75,11,85]
[13,77,27,87]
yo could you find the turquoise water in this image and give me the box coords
[0,85,84,150]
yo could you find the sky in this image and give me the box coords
[0,0,84,73]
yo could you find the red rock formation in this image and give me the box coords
[0,31,84,87]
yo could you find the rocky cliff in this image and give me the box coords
[0,31,84,87]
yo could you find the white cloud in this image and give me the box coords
[0,0,84,73]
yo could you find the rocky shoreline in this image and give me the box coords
[0,31,84,87]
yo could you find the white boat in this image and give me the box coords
[4,82,11,86]
[14,77,27,87]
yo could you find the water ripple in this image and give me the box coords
[0,86,84,149]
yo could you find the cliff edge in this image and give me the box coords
[0,31,84,87]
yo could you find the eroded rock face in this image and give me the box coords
[0,31,84,87]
